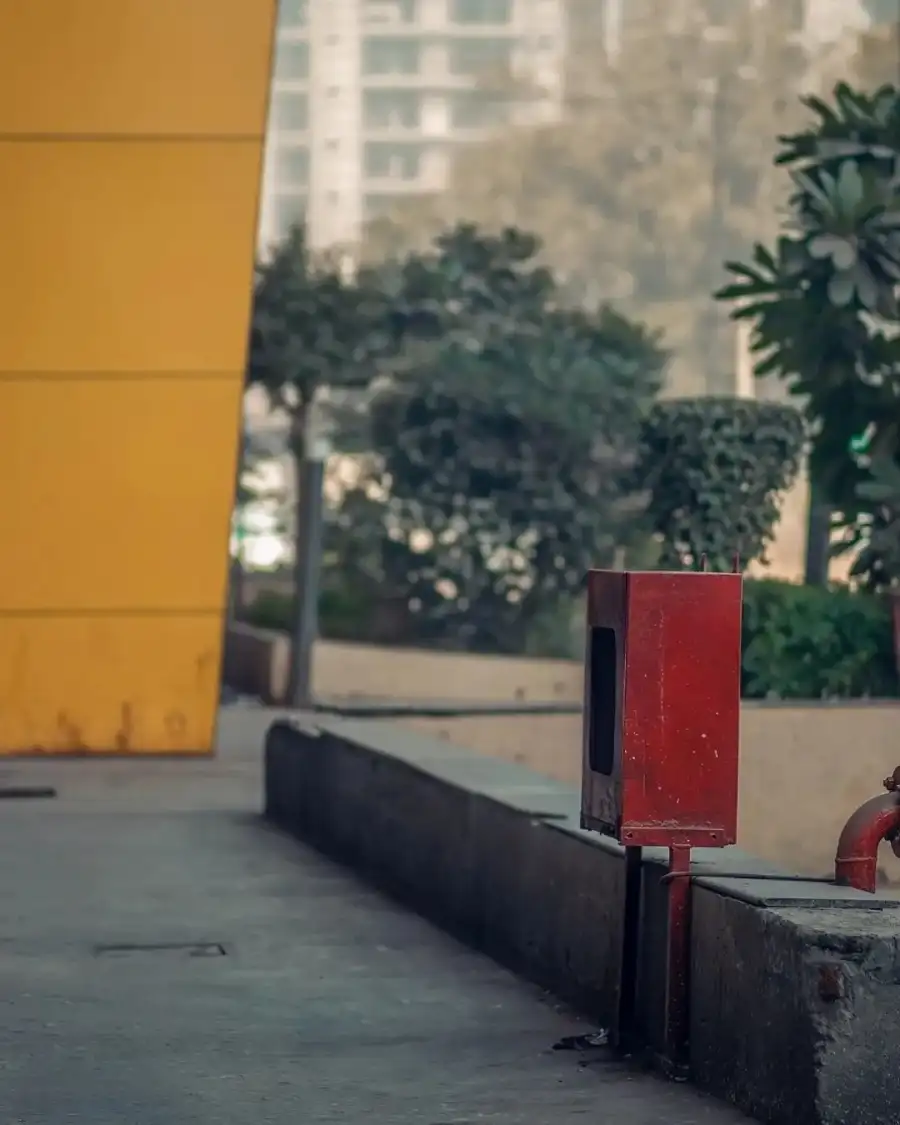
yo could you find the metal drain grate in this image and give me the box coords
[0,786,57,800]
[93,942,227,958]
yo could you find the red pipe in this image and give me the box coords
[835,793,900,893]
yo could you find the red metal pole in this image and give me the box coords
[835,793,900,893]
[662,845,692,1076]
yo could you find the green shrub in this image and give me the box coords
[638,397,804,571]
[240,587,376,643]
[241,590,293,633]
[241,577,899,700]
[741,579,897,699]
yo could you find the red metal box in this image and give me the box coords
[580,569,742,848]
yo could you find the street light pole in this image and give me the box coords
[287,400,331,709]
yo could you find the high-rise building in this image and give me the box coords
[613,0,794,31]
[257,0,566,252]
[860,0,897,25]
[610,0,875,48]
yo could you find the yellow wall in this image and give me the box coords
[0,2,277,753]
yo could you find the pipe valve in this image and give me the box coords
[835,767,900,893]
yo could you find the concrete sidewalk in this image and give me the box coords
[0,711,752,1123]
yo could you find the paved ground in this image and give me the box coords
[0,710,753,1124]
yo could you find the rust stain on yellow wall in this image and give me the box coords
[0,0,277,753]
[0,616,222,755]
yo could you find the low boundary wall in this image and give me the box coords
[265,715,900,1125]
[228,622,900,875]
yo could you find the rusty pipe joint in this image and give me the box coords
[835,776,900,893]
[885,767,900,860]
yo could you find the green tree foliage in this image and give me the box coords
[332,224,667,652]
[716,82,900,587]
[855,454,900,589]
[234,432,290,541]
[248,223,400,622]
[248,223,392,452]
[638,397,804,571]
[741,578,898,699]
[234,431,261,513]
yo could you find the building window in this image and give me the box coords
[865,0,897,23]
[278,0,308,28]
[702,0,728,22]
[449,0,512,23]
[271,91,309,131]
[364,0,418,23]
[362,37,421,75]
[447,37,513,75]
[275,39,309,80]
[364,142,422,180]
[272,192,307,239]
[273,145,310,188]
[364,193,401,219]
[450,91,505,128]
[364,90,422,128]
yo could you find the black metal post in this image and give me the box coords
[287,410,328,708]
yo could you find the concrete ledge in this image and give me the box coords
[222,622,289,704]
[690,892,900,1125]
[224,623,583,706]
[228,627,900,879]
[265,715,900,1125]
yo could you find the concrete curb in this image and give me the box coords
[264,715,900,1125]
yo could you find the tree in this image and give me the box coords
[249,223,401,693]
[716,82,900,588]
[855,454,900,590]
[248,224,393,450]
[332,224,667,652]
[229,430,291,610]
[248,221,400,554]
[364,0,824,395]
[637,397,805,571]
[234,433,291,548]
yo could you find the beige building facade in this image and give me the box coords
[257,0,566,252]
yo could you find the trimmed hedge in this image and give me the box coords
[239,580,899,700]
[638,397,804,572]
[242,588,372,643]
[741,580,897,700]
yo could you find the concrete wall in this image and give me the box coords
[400,707,899,878]
[223,622,584,704]
[224,624,900,876]
[265,715,900,1125]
